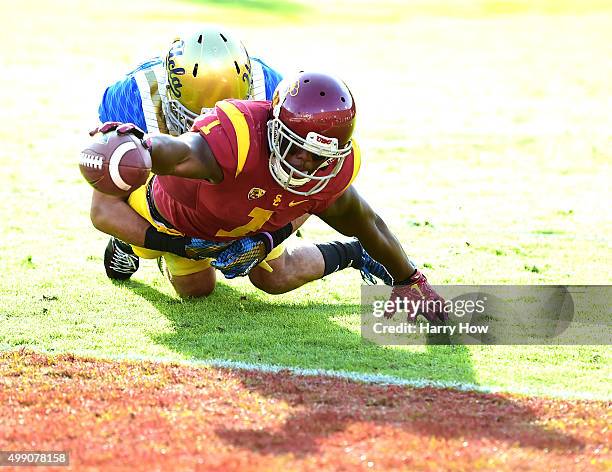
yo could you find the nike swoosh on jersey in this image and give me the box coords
[288,200,309,207]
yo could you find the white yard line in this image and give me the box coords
[1,344,608,401]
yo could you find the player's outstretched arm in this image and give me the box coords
[89,123,300,263]
[88,122,223,252]
[318,186,415,282]
[90,121,223,182]
[88,123,300,267]
[149,132,223,183]
[319,186,446,323]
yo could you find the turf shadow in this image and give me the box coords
[122,279,585,457]
[124,278,478,387]
[214,370,586,458]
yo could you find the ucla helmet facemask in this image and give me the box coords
[163,26,252,135]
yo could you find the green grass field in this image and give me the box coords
[0,0,610,399]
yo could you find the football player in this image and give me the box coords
[90,25,284,280]
[90,25,393,297]
[91,72,446,322]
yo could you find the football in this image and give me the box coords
[79,131,151,197]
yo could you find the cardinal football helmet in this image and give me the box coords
[163,26,252,135]
[268,71,356,195]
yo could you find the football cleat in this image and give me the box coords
[104,237,139,280]
[358,247,393,286]
[156,256,169,279]
[157,256,172,280]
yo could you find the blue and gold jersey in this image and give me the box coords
[249,57,283,105]
[98,57,283,135]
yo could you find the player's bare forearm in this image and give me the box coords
[350,226,414,282]
[360,213,415,280]
[90,190,150,246]
[149,132,222,182]
[318,186,415,281]
[336,209,416,282]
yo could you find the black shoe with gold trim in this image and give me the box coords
[104,237,139,280]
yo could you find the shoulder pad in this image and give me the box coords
[214,100,272,177]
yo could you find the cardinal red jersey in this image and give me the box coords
[153,99,361,241]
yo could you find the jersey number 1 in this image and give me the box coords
[215,207,274,238]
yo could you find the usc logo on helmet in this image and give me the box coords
[288,80,300,97]
[272,79,300,114]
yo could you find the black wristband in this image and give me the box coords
[256,222,294,253]
[144,226,190,258]
[270,222,293,247]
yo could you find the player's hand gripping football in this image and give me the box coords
[385,269,447,323]
[211,234,272,279]
[89,122,152,150]
[81,122,152,197]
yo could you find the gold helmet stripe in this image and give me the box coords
[340,139,361,194]
[250,59,266,100]
[217,101,251,178]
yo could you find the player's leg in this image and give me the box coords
[91,189,151,280]
[126,245,217,298]
[248,243,324,294]
[248,239,392,294]
[160,256,217,298]
[90,189,151,246]
[94,177,217,297]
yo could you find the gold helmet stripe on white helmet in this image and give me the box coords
[163,25,252,135]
